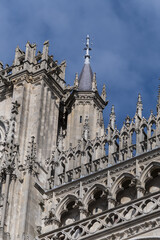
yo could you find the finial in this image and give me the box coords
[74,73,79,87]
[136,93,143,118]
[137,93,142,103]
[111,105,115,114]
[43,40,49,46]
[125,115,130,127]
[92,73,97,91]
[84,35,92,64]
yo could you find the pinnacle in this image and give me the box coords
[137,93,142,103]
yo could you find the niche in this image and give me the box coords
[145,169,160,194]
[88,190,108,215]
[61,201,80,226]
[116,179,136,205]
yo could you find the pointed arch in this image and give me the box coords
[129,120,136,132]
[140,161,160,188]
[93,137,101,148]
[140,117,148,129]
[83,183,106,206]
[67,152,74,159]
[75,149,81,156]
[111,172,135,196]
[102,137,108,145]
[85,144,93,152]
[111,172,136,205]
[55,194,79,221]
[112,133,120,140]
[120,123,129,137]
[83,183,108,215]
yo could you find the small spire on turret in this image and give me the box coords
[136,93,143,118]
[110,105,116,129]
[84,35,92,64]
[78,35,93,91]
[92,73,97,91]
[42,40,49,61]
[157,85,160,115]
[74,73,79,87]
[101,84,107,101]
[25,41,36,63]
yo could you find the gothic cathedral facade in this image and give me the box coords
[0,36,160,240]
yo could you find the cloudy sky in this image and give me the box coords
[0,0,160,129]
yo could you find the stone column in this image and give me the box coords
[108,196,116,209]
[79,207,88,220]
[137,184,145,198]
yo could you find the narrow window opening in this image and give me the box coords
[80,116,82,123]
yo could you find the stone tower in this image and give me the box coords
[0,36,160,240]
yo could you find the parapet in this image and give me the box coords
[0,41,67,89]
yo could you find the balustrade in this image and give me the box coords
[57,156,108,185]
[39,191,160,240]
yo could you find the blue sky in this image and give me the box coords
[0,0,160,129]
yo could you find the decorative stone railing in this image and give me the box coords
[111,134,160,164]
[57,156,108,185]
[39,191,160,240]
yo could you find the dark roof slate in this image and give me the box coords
[78,63,93,91]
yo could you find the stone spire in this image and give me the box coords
[78,35,93,91]
[74,73,79,87]
[101,84,107,101]
[136,93,143,118]
[92,73,97,91]
[110,105,116,129]
[157,85,160,115]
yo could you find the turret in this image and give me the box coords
[63,35,108,149]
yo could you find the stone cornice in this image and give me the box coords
[9,69,65,99]
[65,90,108,110]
